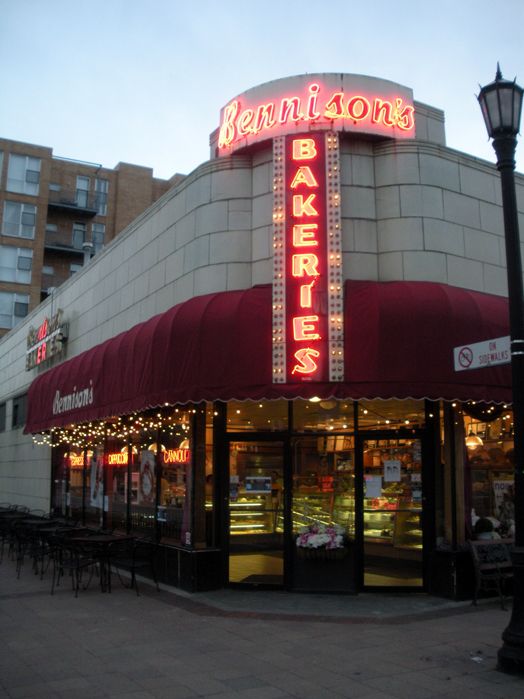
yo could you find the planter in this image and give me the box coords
[296,546,348,561]
[293,544,355,592]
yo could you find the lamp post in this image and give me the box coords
[478,65,524,673]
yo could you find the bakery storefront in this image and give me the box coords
[22,73,515,596]
[25,281,512,594]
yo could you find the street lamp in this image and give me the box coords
[478,65,524,674]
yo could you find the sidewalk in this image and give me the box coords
[0,556,523,698]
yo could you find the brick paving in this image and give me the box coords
[0,554,523,698]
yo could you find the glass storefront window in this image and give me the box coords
[227,400,288,431]
[158,408,193,545]
[51,445,69,517]
[292,435,355,540]
[357,399,426,430]
[68,449,85,522]
[104,438,128,533]
[85,444,104,528]
[362,437,423,587]
[293,399,354,432]
[464,405,515,537]
[129,421,160,539]
[202,405,215,546]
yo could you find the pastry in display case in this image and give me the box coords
[292,492,332,530]
[229,495,272,535]
[363,509,394,541]
[393,510,423,549]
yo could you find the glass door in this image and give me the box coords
[361,437,424,588]
[228,441,284,585]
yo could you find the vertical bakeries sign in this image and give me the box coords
[272,132,343,383]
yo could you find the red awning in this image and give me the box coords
[25,281,511,433]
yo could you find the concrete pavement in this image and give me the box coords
[0,553,523,698]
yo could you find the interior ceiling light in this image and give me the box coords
[465,430,484,448]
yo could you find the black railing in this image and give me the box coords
[44,231,85,253]
[47,188,100,214]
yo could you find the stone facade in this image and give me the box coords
[0,79,522,510]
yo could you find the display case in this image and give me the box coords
[292,492,332,530]
[229,495,272,535]
[363,508,395,542]
[363,501,422,551]
[291,491,356,538]
[393,509,423,550]
[332,494,355,536]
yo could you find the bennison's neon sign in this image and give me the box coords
[219,81,414,152]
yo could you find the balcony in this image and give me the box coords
[44,231,85,256]
[47,188,99,216]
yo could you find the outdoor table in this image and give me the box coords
[66,534,135,592]
[0,511,27,520]
[18,518,59,528]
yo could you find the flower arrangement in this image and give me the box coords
[296,523,345,550]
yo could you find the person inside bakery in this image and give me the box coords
[474,517,501,540]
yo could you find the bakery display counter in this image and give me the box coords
[229,496,272,535]
[364,503,422,552]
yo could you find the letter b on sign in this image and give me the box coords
[292,138,317,161]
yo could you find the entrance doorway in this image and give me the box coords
[360,436,424,588]
[228,440,285,585]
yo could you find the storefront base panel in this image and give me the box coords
[427,550,475,600]
[156,546,222,592]
[292,547,357,593]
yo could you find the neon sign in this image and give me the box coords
[163,448,191,465]
[104,448,191,467]
[272,132,344,383]
[107,452,128,466]
[217,75,415,155]
[69,453,84,468]
[26,309,68,371]
[286,135,327,379]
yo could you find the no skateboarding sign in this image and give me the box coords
[453,336,510,372]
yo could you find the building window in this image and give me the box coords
[92,223,105,253]
[70,263,83,274]
[42,265,54,275]
[49,183,61,192]
[2,201,37,239]
[76,176,90,208]
[12,394,27,429]
[7,154,41,195]
[0,245,33,284]
[0,291,29,328]
[72,222,86,249]
[95,178,108,216]
[0,152,3,185]
[0,402,5,432]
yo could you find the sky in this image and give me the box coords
[1,0,524,179]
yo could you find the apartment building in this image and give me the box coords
[0,137,183,337]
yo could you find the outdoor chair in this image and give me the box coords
[12,521,34,578]
[111,538,160,595]
[0,518,13,562]
[50,535,97,597]
[468,539,514,610]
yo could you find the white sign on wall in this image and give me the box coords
[453,336,510,372]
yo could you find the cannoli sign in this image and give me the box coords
[217,74,415,155]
